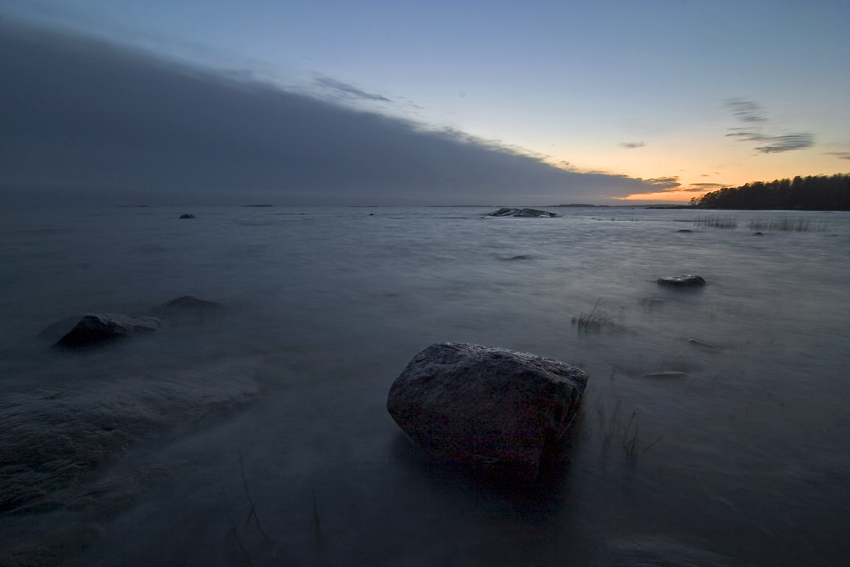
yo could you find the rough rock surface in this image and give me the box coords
[657,274,706,287]
[488,208,559,218]
[387,342,587,479]
[53,314,160,348]
[0,358,259,514]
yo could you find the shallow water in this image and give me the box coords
[1,206,849,566]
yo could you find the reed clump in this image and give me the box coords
[693,216,738,229]
[746,218,828,232]
[579,390,664,461]
[572,301,616,332]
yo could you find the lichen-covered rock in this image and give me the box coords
[387,342,587,479]
[657,274,706,287]
[53,314,160,348]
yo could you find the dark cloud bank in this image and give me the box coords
[0,22,660,206]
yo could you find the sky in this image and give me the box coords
[1,0,848,206]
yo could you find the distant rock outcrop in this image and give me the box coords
[657,274,706,287]
[154,295,226,324]
[179,214,195,219]
[488,208,559,218]
[52,314,160,348]
[387,342,587,480]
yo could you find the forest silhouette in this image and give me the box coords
[693,174,850,210]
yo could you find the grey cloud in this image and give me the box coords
[724,98,767,123]
[724,97,814,154]
[825,152,850,161]
[643,177,682,190]
[688,183,727,190]
[313,76,392,103]
[0,21,660,206]
[619,142,646,149]
[726,131,814,154]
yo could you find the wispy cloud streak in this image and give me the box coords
[313,76,391,103]
[724,97,814,154]
[644,177,681,190]
[725,98,767,123]
[726,131,814,154]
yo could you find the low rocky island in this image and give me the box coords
[487,208,560,218]
[657,274,706,287]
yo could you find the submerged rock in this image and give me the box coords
[387,342,587,480]
[155,295,226,324]
[688,338,718,350]
[657,274,706,287]
[37,314,89,343]
[53,314,160,349]
[0,358,259,514]
[487,208,559,218]
[603,536,742,567]
[640,371,687,380]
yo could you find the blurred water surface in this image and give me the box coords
[1,206,848,566]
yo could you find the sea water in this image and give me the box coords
[1,206,848,566]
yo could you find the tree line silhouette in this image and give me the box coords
[692,174,850,210]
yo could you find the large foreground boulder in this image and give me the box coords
[387,343,587,479]
[53,314,160,348]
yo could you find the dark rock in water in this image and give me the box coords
[155,295,226,324]
[488,208,559,218]
[179,214,195,219]
[676,229,693,233]
[657,274,706,287]
[53,314,160,348]
[753,231,764,236]
[387,342,587,480]
[37,314,89,343]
